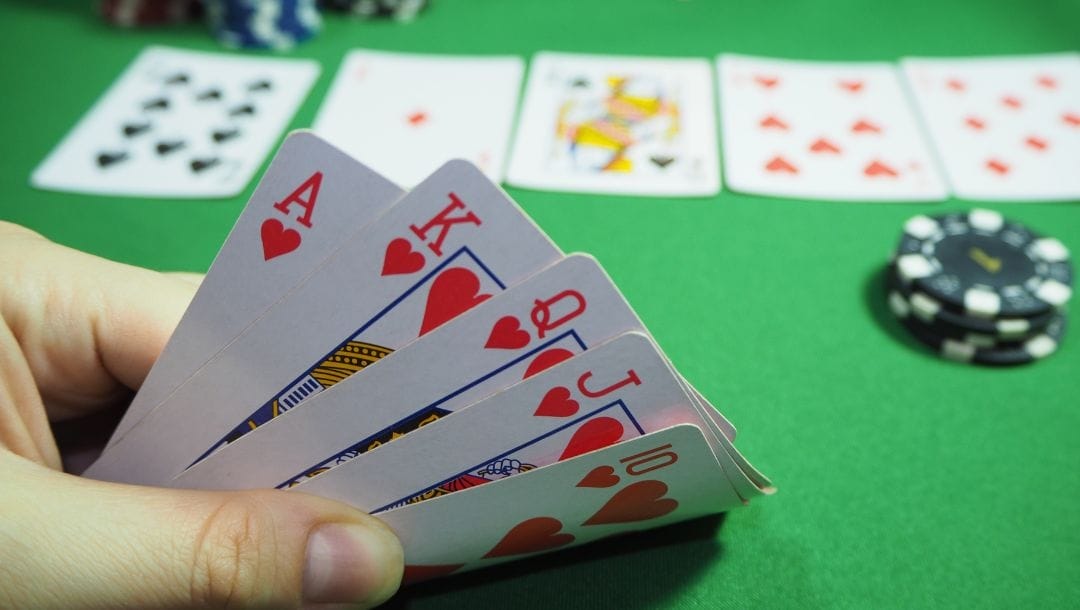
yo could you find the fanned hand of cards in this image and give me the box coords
[86,132,772,582]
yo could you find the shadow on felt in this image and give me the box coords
[385,513,726,609]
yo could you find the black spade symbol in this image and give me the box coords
[96,151,129,168]
[155,140,186,156]
[650,155,676,169]
[165,73,190,85]
[122,122,151,137]
[212,128,240,143]
[142,97,170,111]
[228,104,255,117]
[247,79,272,92]
[197,88,222,101]
[190,157,221,173]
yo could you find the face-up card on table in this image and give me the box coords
[86,160,563,486]
[312,50,524,186]
[32,46,319,197]
[288,332,763,513]
[718,54,947,202]
[107,132,404,447]
[901,53,1080,201]
[168,254,662,491]
[377,424,741,582]
[507,52,720,197]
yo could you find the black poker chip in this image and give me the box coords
[890,296,1066,366]
[886,264,1056,341]
[893,209,1072,319]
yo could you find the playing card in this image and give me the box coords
[901,53,1080,201]
[107,132,404,447]
[166,254,662,490]
[377,424,742,582]
[506,52,720,197]
[312,50,524,186]
[85,160,562,485]
[718,54,947,201]
[32,46,319,198]
[286,332,760,514]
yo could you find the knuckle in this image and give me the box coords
[188,496,280,608]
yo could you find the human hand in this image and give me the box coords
[0,222,403,609]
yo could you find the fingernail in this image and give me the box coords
[304,522,403,607]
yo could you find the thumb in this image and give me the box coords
[0,451,403,609]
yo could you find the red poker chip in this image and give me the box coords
[99,0,204,27]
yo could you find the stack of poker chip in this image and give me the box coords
[886,209,1073,366]
[320,0,428,21]
[205,0,322,50]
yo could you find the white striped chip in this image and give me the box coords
[897,253,934,281]
[1032,237,1070,263]
[904,215,939,240]
[910,291,940,322]
[942,339,976,362]
[1036,280,1072,307]
[997,318,1031,338]
[1025,334,1058,359]
[964,288,1001,317]
[969,208,1004,232]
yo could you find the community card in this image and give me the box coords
[107,132,404,446]
[506,52,720,196]
[312,50,524,186]
[901,53,1080,201]
[32,46,319,197]
[86,160,563,485]
[718,54,947,201]
[376,424,742,582]
[167,254,657,491]
[287,332,738,513]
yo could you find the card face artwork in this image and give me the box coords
[32,46,319,197]
[312,50,524,186]
[377,424,741,582]
[507,52,720,196]
[718,54,947,202]
[106,132,404,446]
[901,53,1080,201]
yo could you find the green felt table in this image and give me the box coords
[2,1,1078,607]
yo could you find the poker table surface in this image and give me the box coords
[2,1,1078,608]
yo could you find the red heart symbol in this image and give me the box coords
[965,116,986,131]
[484,316,530,349]
[838,79,864,93]
[483,517,575,558]
[1036,75,1057,89]
[558,417,624,461]
[534,386,579,418]
[758,114,788,130]
[523,348,575,379]
[1001,95,1022,110]
[402,564,465,584]
[808,138,841,154]
[407,110,428,126]
[986,159,1010,175]
[1025,136,1048,151]
[260,218,301,261]
[764,156,798,174]
[583,480,679,526]
[946,78,966,92]
[577,465,620,488]
[864,160,899,178]
[419,267,491,336]
[381,238,425,276]
[1063,112,1080,128]
[851,119,882,134]
[754,74,779,88]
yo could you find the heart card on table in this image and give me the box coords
[717,54,947,202]
[312,49,524,187]
[901,53,1080,201]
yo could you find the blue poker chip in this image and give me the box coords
[207,0,322,50]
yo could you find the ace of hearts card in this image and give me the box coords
[507,52,720,197]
